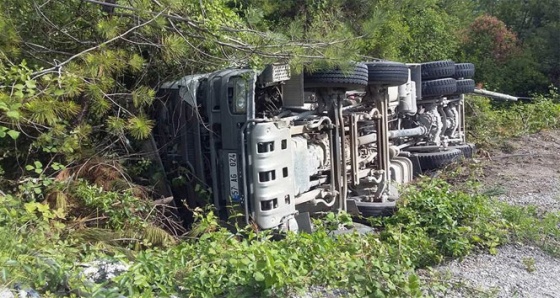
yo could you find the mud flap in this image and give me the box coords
[294,212,313,233]
[409,154,423,177]
[346,199,361,216]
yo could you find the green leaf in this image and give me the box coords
[24,202,37,213]
[132,86,155,108]
[128,54,145,72]
[253,272,265,282]
[354,274,366,281]
[7,130,19,140]
[34,161,42,169]
[37,203,50,213]
[106,116,126,135]
[25,80,36,89]
[6,110,20,119]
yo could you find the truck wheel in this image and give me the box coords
[413,148,462,171]
[450,143,476,158]
[421,78,457,97]
[355,201,397,217]
[455,79,475,94]
[304,63,368,89]
[365,61,409,86]
[421,60,455,80]
[453,63,475,79]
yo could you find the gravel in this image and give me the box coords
[430,188,560,298]
[430,244,560,297]
[496,191,560,214]
[295,286,349,298]
[80,260,130,284]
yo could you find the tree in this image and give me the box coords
[473,0,560,91]
[458,15,522,91]
[0,0,357,194]
[397,0,466,62]
[241,0,474,62]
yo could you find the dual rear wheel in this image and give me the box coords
[421,61,476,98]
[304,61,410,89]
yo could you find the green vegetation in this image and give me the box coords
[0,178,515,297]
[2,174,560,296]
[500,204,560,257]
[466,87,560,148]
[2,0,560,296]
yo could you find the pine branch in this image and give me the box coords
[80,0,354,62]
[32,9,167,77]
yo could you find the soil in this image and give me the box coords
[481,129,560,212]
[432,129,560,297]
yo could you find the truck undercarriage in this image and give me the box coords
[153,60,477,231]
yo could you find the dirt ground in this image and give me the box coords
[431,129,560,297]
[479,129,560,212]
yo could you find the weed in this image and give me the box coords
[2,176,557,297]
[522,257,536,273]
[379,178,508,266]
[466,88,560,149]
[499,203,560,257]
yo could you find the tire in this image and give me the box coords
[413,148,462,171]
[450,143,476,158]
[355,201,396,217]
[365,61,409,86]
[304,63,368,89]
[455,79,475,94]
[421,60,455,80]
[421,78,457,97]
[453,63,475,79]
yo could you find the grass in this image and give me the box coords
[1,176,559,297]
[465,88,560,149]
[499,203,560,257]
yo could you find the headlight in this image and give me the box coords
[232,78,248,114]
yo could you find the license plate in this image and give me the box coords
[228,153,241,201]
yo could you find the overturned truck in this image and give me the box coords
[153,60,482,231]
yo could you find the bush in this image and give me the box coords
[0,194,83,295]
[378,179,508,267]
[111,229,421,297]
[0,179,525,297]
[0,190,422,297]
[466,87,560,148]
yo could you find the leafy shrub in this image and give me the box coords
[466,87,560,148]
[111,227,421,298]
[72,182,154,230]
[0,194,83,295]
[378,179,508,266]
[0,190,421,297]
